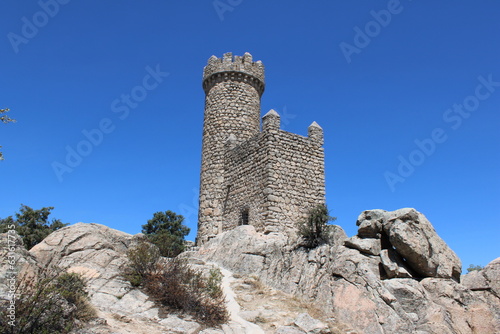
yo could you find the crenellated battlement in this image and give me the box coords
[202,52,265,96]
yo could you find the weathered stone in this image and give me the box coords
[421,278,500,334]
[238,310,260,322]
[386,208,462,281]
[275,326,306,334]
[356,208,462,281]
[379,249,412,279]
[158,315,201,334]
[344,235,381,256]
[27,223,175,333]
[460,258,500,333]
[328,225,348,248]
[383,278,429,316]
[198,329,224,334]
[355,209,386,238]
[294,313,328,334]
[461,269,489,290]
[482,257,500,296]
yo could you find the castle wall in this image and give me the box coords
[221,124,325,235]
[263,129,325,232]
[222,134,269,233]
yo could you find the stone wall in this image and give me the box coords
[263,125,325,233]
[222,134,268,233]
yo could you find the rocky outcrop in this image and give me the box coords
[462,258,500,297]
[353,208,462,281]
[2,223,330,334]
[1,208,498,334]
[461,258,500,332]
[28,223,169,333]
[194,208,500,334]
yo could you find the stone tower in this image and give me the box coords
[197,52,325,245]
[198,52,265,242]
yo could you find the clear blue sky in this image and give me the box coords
[1,1,499,270]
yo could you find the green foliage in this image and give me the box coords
[206,267,224,299]
[0,270,96,334]
[1,108,16,161]
[123,240,161,287]
[467,264,484,273]
[0,204,68,250]
[297,204,336,249]
[142,210,190,257]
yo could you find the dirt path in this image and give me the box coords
[218,266,266,334]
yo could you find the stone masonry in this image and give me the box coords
[197,52,325,244]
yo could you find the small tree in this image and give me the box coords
[467,264,484,273]
[142,210,190,257]
[0,204,68,249]
[1,108,16,160]
[123,240,161,286]
[297,204,336,249]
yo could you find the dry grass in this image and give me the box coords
[123,242,229,327]
[145,258,229,327]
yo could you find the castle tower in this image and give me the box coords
[197,52,265,244]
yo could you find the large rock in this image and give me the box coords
[27,223,176,333]
[197,225,400,333]
[30,223,161,320]
[356,209,387,238]
[379,249,412,279]
[420,277,500,333]
[387,209,461,281]
[344,235,381,256]
[483,258,500,297]
[293,313,328,333]
[461,258,500,333]
[355,208,462,281]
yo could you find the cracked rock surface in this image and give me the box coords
[196,209,500,334]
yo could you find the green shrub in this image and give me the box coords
[206,267,224,299]
[297,204,336,249]
[123,240,160,287]
[467,264,484,273]
[0,270,95,334]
